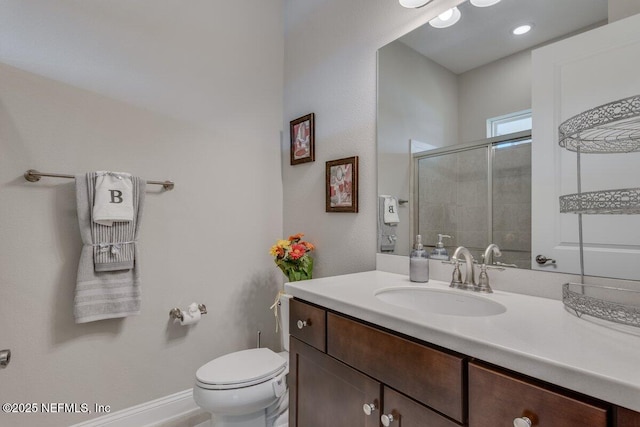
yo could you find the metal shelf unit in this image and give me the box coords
[558,95,640,327]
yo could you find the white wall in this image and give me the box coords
[282,0,463,277]
[378,41,459,255]
[458,50,532,143]
[0,1,284,426]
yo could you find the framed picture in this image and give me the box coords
[290,113,315,165]
[326,156,358,213]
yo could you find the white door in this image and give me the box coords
[531,14,640,280]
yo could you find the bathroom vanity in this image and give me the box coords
[285,271,640,426]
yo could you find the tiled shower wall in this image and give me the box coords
[492,142,532,268]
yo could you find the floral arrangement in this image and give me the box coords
[270,233,315,282]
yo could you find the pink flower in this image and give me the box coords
[288,244,307,260]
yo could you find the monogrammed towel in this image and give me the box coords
[93,171,134,226]
[88,172,144,271]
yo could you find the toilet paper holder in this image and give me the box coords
[169,304,207,321]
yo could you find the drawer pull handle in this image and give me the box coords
[381,413,395,426]
[362,403,377,415]
[513,416,532,427]
[297,320,309,329]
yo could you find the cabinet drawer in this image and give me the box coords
[327,313,465,423]
[617,406,640,427]
[382,387,459,427]
[289,299,326,352]
[469,362,609,427]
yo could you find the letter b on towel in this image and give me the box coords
[93,172,134,226]
[109,190,123,204]
[109,190,123,203]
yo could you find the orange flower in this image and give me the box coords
[288,233,304,242]
[302,241,315,251]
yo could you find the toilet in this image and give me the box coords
[193,294,291,427]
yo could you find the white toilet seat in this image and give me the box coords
[196,348,287,390]
[194,294,291,426]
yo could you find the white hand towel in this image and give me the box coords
[383,196,400,225]
[93,172,134,226]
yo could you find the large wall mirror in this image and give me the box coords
[377,0,640,280]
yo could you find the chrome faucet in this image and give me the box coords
[448,244,505,293]
[451,246,476,290]
[476,244,505,294]
[482,244,502,265]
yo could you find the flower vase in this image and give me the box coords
[282,258,313,282]
[287,268,312,282]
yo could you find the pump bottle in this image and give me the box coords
[430,234,452,261]
[410,235,429,283]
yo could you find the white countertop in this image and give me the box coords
[285,270,640,412]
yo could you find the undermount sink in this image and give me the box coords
[375,286,507,317]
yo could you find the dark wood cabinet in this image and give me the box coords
[288,298,640,427]
[327,312,465,423]
[289,337,381,427]
[468,362,608,427]
[617,407,640,427]
[382,386,460,427]
[289,298,326,352]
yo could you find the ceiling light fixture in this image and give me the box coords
[512,24,533,35]
[470,0,502,7]
[399,0,432,8]
[428,7,461,28]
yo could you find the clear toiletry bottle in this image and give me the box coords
[430,234,452,261]
[410,235,429,283]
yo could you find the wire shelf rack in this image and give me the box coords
[559,94,640,153]
[563,283,640,328]
[559,187,640,214]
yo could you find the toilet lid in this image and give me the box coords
[196,348,287,389]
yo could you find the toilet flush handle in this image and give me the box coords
[272,373,287,398]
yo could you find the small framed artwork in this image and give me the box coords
[290,113,315,165]
[326,156,359,213]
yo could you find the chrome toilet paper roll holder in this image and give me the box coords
[169,304,207,321]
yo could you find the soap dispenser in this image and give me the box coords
[430,234,452,261]
[410,235,429,283]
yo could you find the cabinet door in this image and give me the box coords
[469,362,608,427]
[289,337,381,427]
[381,387,459,427]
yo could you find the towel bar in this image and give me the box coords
[169,304,207,321]
[24,169,175,190]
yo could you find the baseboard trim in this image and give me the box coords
[70,389,200,427]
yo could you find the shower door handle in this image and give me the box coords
[535,255,556,265]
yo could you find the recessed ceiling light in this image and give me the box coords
[428,7,462,29]
[470,0,501,7]
[399,0,432,8]
[512,24,533,35]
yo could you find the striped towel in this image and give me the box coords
[74,173,146,323]
[88,172,141,272]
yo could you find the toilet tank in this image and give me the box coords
[279,293,292,352]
